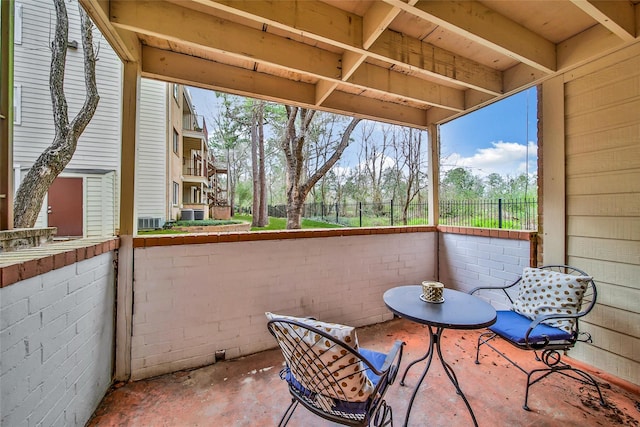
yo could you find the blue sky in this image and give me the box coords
[440,86,538,178]
[189,86,538,178]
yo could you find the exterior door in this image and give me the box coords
[48,177,83,237]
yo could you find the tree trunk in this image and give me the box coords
[257,102,268,226]
[13,1,99,228]
[281,107,360,229]
[250,100,268,227]
[250,102,260,226]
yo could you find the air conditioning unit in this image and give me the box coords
[138,217,165,230]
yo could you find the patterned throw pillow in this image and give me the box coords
[512,268,591,333]
[265,312,375,409]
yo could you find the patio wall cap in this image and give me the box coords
[0,237,119,288]
[437,225,536,240]
[133,226,438,248]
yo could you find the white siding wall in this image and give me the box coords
[136,79,168,221]
[0,253,116,427]
[131,232,437,379]
[563,42,640,385]
[13,1,122,235]
[86,172,116,237]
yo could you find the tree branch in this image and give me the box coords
[302,117,361,194]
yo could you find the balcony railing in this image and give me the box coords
[183,164,204,177]
[266,198,538,230]
[183,113,205,134]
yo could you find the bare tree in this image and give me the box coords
[281,107,360,229]
[14,1,99,228]
[359,122,391,214]
[397,127,427,224]
[250,100,268,226]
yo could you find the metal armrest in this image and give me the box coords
[523,313,581,349]
[380,340,405,384]
[527,312,579,330]
[470,281,521,305]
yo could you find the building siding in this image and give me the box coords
[137,79,168,222]
[563,42,640,385]
[86,172,116,237]
[12,0,122,237]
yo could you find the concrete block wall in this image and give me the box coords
[0,252,116,427]
[131,232,437,380]
[438,230,533,310]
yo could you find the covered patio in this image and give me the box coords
[1,1,639,426]
[89,319,640,426]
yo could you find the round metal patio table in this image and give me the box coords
[383,285,497,427]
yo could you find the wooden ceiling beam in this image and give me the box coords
[197,0,502,95]
[79,0,140,62]
[198,0,363,50]
[384,0,557,73]
[557,23,628,70]
[349,63,465,112]
[570,0,636,41]
[142,46,429,128]
[111,1,341,79]
[369,30,503,95]
[112,0,466,112]
[363,2,401,50]
[323,91,429,129]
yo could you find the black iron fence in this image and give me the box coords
[267,198,538,230]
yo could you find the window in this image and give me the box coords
[172,182,179,206]
[13,85,21,125]
[14,4,22,45]
[173,128,179,154]
[173,84,179,101]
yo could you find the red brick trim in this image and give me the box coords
[134,226,438,248]
[437,225,536,241]
[0,238,120,288]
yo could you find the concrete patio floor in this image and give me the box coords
[88,318,640,426]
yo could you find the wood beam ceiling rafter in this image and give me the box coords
[569,0,636,41]
[383,0,557,73]
[112,0,467,111]
[141,46,430,129]
[79,0,140,62]
[190,0,503,96]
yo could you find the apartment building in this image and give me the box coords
[137,81,229,227]
[13,0,122,237]
[13,1,228,236]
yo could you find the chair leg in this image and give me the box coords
[475,331,496,364]
[278,398,298,427]
[371,400,393,427]
[523,363,607,411]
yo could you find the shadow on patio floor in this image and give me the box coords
[88,318,640,426]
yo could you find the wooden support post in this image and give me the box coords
[541,76,566,265]
[115,61,140,381]
[0,1,14,230]
[427,123,439,226]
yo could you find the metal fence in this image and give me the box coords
[267,198,538,230]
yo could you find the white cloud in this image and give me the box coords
[442,141,537,177]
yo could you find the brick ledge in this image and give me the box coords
[0,237,119,288]
[134,226,438,248]
[437,225,536,241]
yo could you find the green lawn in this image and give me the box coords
[233,215,342,231]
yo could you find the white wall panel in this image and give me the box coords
[564,42,640,385]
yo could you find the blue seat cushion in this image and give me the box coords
[284,347,387,416]
[489,310,573,345]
